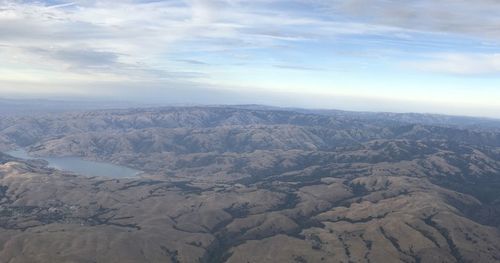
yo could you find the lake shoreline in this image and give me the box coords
[6,149,142,178]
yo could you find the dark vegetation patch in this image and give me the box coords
[423,214,463,263]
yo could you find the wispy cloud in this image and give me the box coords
[0,0,406,81]
[406,53,500,75]
[316,0,500,41]
[27,47,120,68]
[0,0,499,116]
[273,64,324,71]
[46,2,76,10]
[175,59,209,65]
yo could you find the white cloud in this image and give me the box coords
[406,53,500,75]
[315,0,500,41]
[0,0,408,84]
[0,0,499,117]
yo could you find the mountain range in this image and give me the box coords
[0,106,499,262]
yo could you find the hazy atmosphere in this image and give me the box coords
[1,0,499,117]
[2,2,500,263]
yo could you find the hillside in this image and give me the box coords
[0,106,499,262]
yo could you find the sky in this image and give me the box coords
[1,0,500,117]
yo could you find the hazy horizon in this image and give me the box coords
[2,95,500,121]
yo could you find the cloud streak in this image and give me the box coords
[0,0,499,117]
[0,0,407,82]
[406,53,500,75]
[318,0,500,41]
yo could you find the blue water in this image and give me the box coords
[7,149,141,178]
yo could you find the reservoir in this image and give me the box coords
[6,149,141,178]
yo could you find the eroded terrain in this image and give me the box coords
[0,106,500,262]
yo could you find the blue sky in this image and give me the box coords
[1,0,499,117]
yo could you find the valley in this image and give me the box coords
[0,106,499,262]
